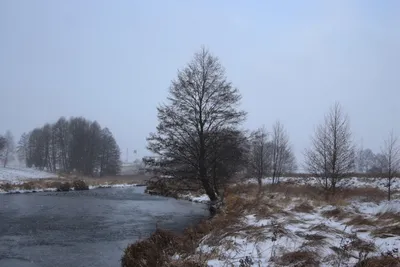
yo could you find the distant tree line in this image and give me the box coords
[15,117,121,176]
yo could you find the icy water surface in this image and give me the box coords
[0,187,208,267]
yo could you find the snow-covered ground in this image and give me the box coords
[194,198,400,266]
[0,166,55,183]
[170,177,400,266]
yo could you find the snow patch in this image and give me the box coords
[180,193,210,204]
[0,166,55,183]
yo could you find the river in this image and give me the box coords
[0,187,208,267]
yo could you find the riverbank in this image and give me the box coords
[0,174,149,194]
[123,177,400,267]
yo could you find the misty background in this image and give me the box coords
[1,0,399,165]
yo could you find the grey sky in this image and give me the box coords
[1,0,399,164]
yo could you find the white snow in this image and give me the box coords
[180,193,210,204]
[193,196,400,266]
[0,166,55,183]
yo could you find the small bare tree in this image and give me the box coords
[248,126,270,188]
[304,103,355,193]
[271,121,296,184]
[380,131,400,201]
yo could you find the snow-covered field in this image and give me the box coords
[246,176,400,192]
[193,198,400,266]
[172,177,400,266]
[179,176,400,205]
[0,166,55,183]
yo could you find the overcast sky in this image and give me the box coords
[1,0,399,165]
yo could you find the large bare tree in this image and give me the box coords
[147,47,246,202]
[271,121,296,184]
[248,126,271,188]
[380,131,400,201]
[304,103,355,193]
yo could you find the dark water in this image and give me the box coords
[0,187,208,267]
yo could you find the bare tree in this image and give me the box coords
[271,121,296,184]
[380,131,400,201]
[147,47,246,203]
[248,126,271,188]
[304,103,355,193]
[2,130,15,167]
[17,132,30,166]
[0,136,5,152]
[356,148,376,173]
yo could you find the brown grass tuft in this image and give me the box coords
[57,182,71,192]
[21,181,35,190]
[276,250,320,267]
[355,256,400,267]
[321,207,349,220]
[377,211,400,223]
[372,224,400,238]
[346,215,375,226]
[0,183,13,191]
[292,202,315,213]
[121,229,181,267]
[72,180,89,190]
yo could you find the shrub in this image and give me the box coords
[276,250,319,267]
[57,182,71,192]
[21,182,35,190]
[0,183,13,191]
[121,229,180,267]
[72,180,89,190]
[355,255,400,267]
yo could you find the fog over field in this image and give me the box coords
[1,1,399,165]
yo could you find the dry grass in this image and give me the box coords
[72,180,89,190]
[276,250,320,267]
[121,229,181,267]
[321,207,349,220]
[355,256,400,267]
[260,183,387,207]
[57,182,71,192]
[346,215,375,226]
[372,224,400,238]
[376,210,400,224]
[292,202,315,213]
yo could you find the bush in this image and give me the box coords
[0,183,13,191]
[121,229,180,267]
[355,255,400,267]
[57,182,71,192]
[72,180,89,190]
[21,182,35,190]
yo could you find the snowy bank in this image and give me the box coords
[172,182,400,266]
[180,193,210,204]
[0,183,140,194]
